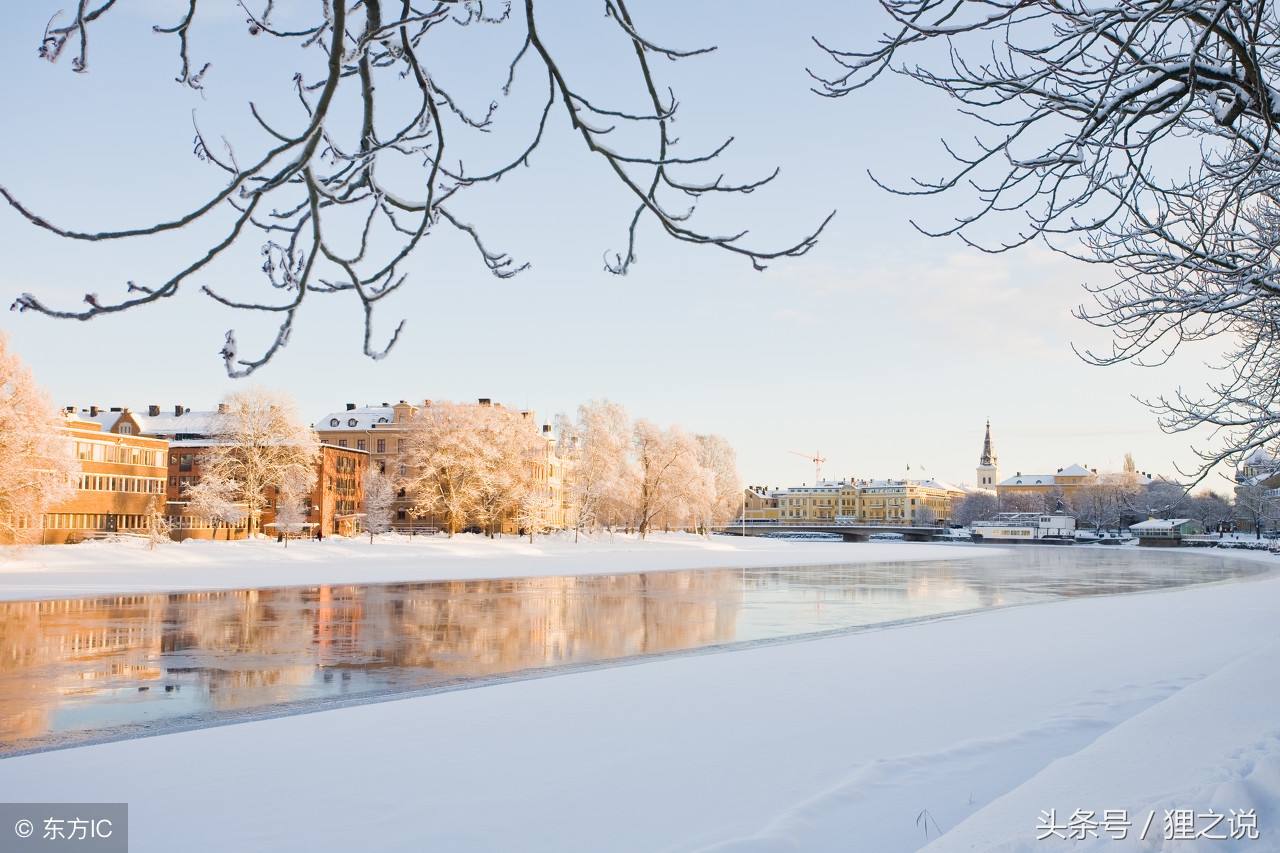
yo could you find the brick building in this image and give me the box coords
[39,412,169,544]
[80,404,366,540]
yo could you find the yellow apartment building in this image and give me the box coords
[996,464,1099,505]
[742,478,963,525]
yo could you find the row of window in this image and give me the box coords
[75,442,160,467]
[78,475,166,494]
[43,514,151,530]
[328,417,390,427]
[327,438,403,453]
[169,515,249,530]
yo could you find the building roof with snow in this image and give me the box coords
[314,405,397,431]
[65,405,230,440]
[1237,447,1280,484]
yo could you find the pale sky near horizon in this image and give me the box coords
[0,2,1240,492]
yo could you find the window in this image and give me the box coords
[338,440,347,447]
[330,418,339,426]
[348,418,358,427]
[179,454,193,472]
[397,440,405,452]
[118,424,133,435]
[377,439,385,454]
[357,440,366,451]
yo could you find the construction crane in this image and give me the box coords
[789,450,827,483]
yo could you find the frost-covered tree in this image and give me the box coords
[271,466,314,546]
[144,497,174,550]
[627,420,703,539]
[952,491,997,527]
[1125,479,1189,524]
[472,408,545,537]
[400,400,551,536]
[690,433,741,534]
[399,401,488,536]
[361,468,396,542]
[819,1,1280,476]
[202,387,319,535]
[0,333,77,545]
[556,400,631,540]
[513,484,554,544]
[8,2,830,376]
[1185,490,1235,533]
[998,490,1049,515]
[1072,473,1144,535]
[183,471,246,540]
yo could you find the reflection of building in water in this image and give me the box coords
[0,571,744,750]
[1,553,1259,753]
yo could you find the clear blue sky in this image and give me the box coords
[0,2,1234,490]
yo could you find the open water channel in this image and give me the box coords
[0,547,1268,755]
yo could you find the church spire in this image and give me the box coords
[976,420,1000,488]
[980,419,997,467]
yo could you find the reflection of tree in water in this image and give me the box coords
[0,571,745,746]
[0,551,1264,750]
[362,572,742,671]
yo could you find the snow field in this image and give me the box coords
[0,532,994,600]
[0,543,1276,851]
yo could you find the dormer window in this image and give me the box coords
[329,418,339,427]
[118,424,133,435]
[348,418,358,427]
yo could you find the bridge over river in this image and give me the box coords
[716,521,947,542]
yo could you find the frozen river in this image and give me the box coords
[0,547,1267,755]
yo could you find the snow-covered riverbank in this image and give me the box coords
[0,542,1277,852]
[0,532,992,600]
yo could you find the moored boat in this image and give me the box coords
[970,513,1076,544]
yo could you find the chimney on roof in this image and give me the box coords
[148,405,160,417]
[218,403,229,414]
[381,402,388,407]
[110,407,122,412]
[65,406,74,413]
[478,398,491,406]
[542,423,552,434]
[175,405,184,417]
[90,406,99,417]
[346,403,356,411]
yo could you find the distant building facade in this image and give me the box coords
[742,477,964,526]
[996,464,1099,505]
[40,413,169,544]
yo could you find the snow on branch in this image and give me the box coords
[816,0,1280,479]
[8,0,830,375]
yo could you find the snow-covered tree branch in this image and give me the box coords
[817,1,1280,477]
[8,1,831,376]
